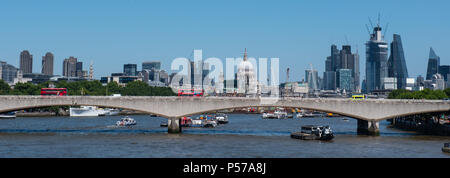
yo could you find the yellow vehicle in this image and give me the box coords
[351,95,365,100]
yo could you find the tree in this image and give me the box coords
[0,80,11,95]
[106,81,122,95]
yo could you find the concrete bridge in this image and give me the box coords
[0,95,449,135]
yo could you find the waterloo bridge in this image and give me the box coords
[0,95,449,135]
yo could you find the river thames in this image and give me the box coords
[0,114,448,158]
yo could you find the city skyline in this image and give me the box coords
[0,0,449,81]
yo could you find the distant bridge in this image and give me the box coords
[0,96,449,134]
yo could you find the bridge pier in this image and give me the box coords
[168,117,182,133]
[357,119,380,136]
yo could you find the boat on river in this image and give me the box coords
[70,106,120,117]
[116,116,137,126]
[215,113,229,124]
[0,111,16,119]
[443,143,450,153]
[203,119,218,128]
[291,125,334,141]
[262,110,288,119]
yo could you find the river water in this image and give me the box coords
[0,114,448,158]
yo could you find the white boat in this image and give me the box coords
[262,110,288,119]
[203,120,218,128]
[70,106,120,117]
[116,116,137,126]
[0,112,16,119]
[70,106,100,117]
[191,119,203,127]
[215,113,229,124]
[106,108,120,116]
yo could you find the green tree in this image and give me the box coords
[106,81,122,95]
[0,80,11,95]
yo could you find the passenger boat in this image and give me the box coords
[0,111,16,119]
[106,109,120,116]
[181,116,193,127]
[203,120,218,128]
[190,119,203,127]
[262,110,288,119]
[302,112,325,118]
[70,106,119,117]
[116,116,137,126]
[291,125,334,141]
[215,113,229,124]
[70,106,99,117]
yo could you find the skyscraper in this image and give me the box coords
[76,62,84,77]
[142,61,161,71]
[63,57,78,77]
[337,69,354,92]
[305,65,319,91]
[20,50,33,74]
[439,65,450,82]
[324,45,359,92]
[426,47,440,80]
[387,34,408,89]
[41,52,54,75]
[365,25,388,93]
[124,64,137,76]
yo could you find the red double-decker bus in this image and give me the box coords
[177,89,204,97]
[41,88,68,96]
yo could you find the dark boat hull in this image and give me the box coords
[290,132,334,141]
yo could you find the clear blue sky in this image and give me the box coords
[0,0,448,81]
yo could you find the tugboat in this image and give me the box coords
[291,125,334,141]
[116,116,137,126]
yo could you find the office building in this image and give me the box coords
[124,64,137,76]
[365,25,388,93]
[426,47,440,80]
[0,61,19,83]
[337,69,354,92]
[142,61,161,70]
[387,34,409,89]
[305,67,319,91]
[324,45,359,92]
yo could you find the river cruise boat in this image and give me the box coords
[291,125,334,141]
[70,106,120,117]
[296,111,325,118]
[0,111,16,119]
[116,116,137,126]
[262,110,288,119]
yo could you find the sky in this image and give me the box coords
[0,0,449,82]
